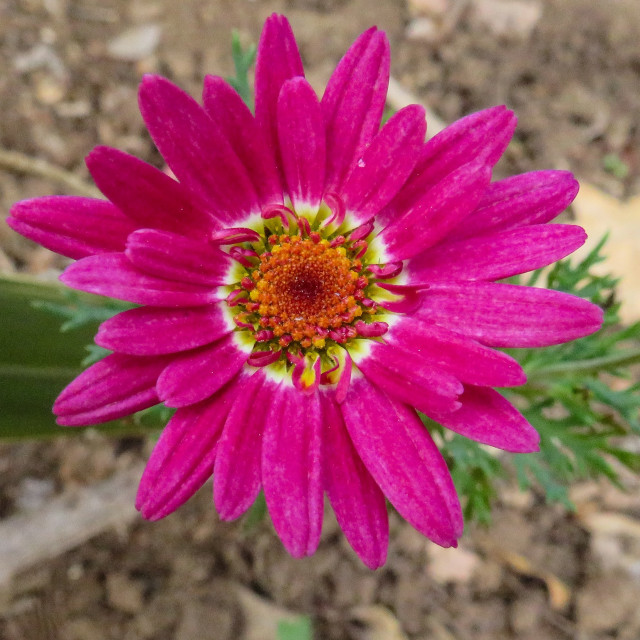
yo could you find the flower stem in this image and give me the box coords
[527,347,640,380]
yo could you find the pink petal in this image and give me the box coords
[322,27,390,191]
[214,370,272,519]
[426,385,540,453]
[418,105,516,182]
[321,392,388,569]
[356,341,463,415]
[385,318,526,388]
[417,282,604,347]
[341,105,426,223]
[342,377,463,546]
[138,75,259,224]
[408,224,587,282]
[379,161,492,260]
[263,385,324,557]
[125,229,231,286]
[54,353,170,426]
[277,77,326,210]
[60,253,220,307]
[96,304,232,355]
[448,170,579,241]
[378,106,516,227]
[255,14,304,167]
[136,384,238,520]
[202,75,282,207]
[156,334,249,407]
[8,197,135,260]
[86,146,213,237]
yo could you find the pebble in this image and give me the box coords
[175,596,238,640]
[427,544,481,585]
[470,0,543,39]
[14,43,67,78]
[62,618,108,640]
[405,17,440,43]
[107,23,163,61]
[0,247,15,274]
[576,571,640,634]
[35,76,67,105]
[13,477,56,512]
[106,573,145,614]
[472,559,504,595]
[408,0,451,17]
[55,100,92,119]
[510,590,547,634]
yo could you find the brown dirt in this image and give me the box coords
[1,1,640,638]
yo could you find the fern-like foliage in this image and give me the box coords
[433,237,640,523]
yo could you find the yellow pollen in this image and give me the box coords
[250,237,359,340]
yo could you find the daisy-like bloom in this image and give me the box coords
[9,15,602,568]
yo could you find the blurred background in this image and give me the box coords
[1,0,639,638]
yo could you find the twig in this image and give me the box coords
[386,76,448,139]
[0,148,101,199]
[0,462,144,586]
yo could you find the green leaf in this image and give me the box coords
[243,491,267,531]
[0,274,163,440]
[437,235,640,523]
[277,617,313,640]
[226,31,257,110]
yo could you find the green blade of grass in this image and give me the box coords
[0,274,163,440]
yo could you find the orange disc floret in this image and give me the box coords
[243,236,368,345]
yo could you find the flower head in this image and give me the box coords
[8,14,602,568]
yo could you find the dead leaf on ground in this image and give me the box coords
[427,544,481,584]
[229,582,301,640]
[480,544,572,611]
[470,0,543,39]
[571,181,640,324]
[579,511,640,540]
[346,605,409,640]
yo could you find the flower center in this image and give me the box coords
[249,235,366,347]
[222,208,402,385]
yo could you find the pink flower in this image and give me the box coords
[8,14,602,568]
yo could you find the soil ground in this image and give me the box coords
[1,1,640,639]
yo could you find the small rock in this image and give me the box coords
[175,594,239,640]
[107,24,162,62]
[0,248,15,274]
[347,605,409,640]
[14,43,67,78]
[165,50,197,80]
[127,1,164,21]
[67,563,84,581]
[35,76,67,104]
[43,0,65,18]
[428,545,481,584]
[408,0,451,17]
[62,618,107,640]
[470,0,543,40]
[134,594,180,638]
[106,573,145,614]
[510,590,547,634]
[472,559,504,595]
[13,477,56,512]
[405,18,439,42]
[576,571,640,633]
[55,100,92,119]
[500,487,535,510]
[58,439,117,485]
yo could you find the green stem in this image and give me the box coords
[0,364,79,379]
[527,347,640,380]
